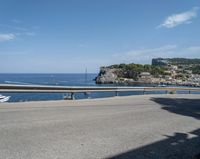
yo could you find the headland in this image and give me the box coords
[95,58,200,87]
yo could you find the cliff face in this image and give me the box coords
[95,67,139,84]
[152,58,200,66]
[95,63,161,85]
[95,67,118,84]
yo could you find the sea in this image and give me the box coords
[0,73,199,102]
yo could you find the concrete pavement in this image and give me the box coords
[0,94,200,159]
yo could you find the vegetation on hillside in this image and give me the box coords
[152,58,200,75]
[105,63,165,80]
[169,58,200,65]
[192,65,200,74]
[152,58,200,66]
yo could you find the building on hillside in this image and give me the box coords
[139,72,152,83]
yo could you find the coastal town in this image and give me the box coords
[95,58,200,87]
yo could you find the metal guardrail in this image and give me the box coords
[0,84,200,100]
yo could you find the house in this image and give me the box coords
[139,72,152,83]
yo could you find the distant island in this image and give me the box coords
[95,58,200,87]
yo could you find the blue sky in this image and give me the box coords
[0,0,200,73]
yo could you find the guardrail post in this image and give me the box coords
[143,89,145,95]
[189,90,191,94]
[115,91,118,96]
[71,92,75,100]
[84,92,90,99]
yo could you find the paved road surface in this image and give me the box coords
[0,94,200,159]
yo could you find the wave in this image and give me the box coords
[40,82,49,84]
[4,81,32,85]
[59,81,69,83]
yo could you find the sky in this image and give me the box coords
[0,0,200,73]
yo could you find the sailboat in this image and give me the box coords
[0,94,10,103]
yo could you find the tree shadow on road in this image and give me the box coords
[151,98,200,120]
[107,98,200,159]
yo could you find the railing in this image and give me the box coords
[0,84,200,100]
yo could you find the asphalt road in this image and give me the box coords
[0,94,200,159]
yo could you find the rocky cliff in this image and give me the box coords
[95,63,165,84]
[95,67,118,84]
[95,66,138,84]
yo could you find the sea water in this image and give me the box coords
[0,73,132,102]
[0,73,97,102]
[0,73,198,102]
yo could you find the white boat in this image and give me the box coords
[0,94,10,103]
[158,84,167,87]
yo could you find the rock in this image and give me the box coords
[95,67,118,84]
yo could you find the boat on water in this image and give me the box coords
[158,84,167,87]
[0,94,10,103]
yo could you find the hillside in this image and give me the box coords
[152,58,200,66]
[95,63,165,84]
[96,58,200,86]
